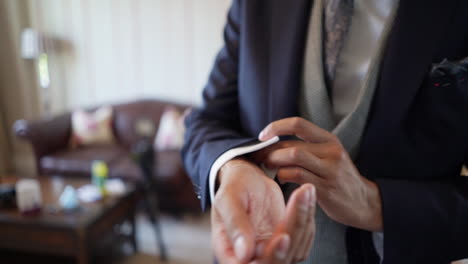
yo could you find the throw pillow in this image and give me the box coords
[154,107,186,151]
[70,106,115,148]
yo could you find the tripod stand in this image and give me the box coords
[132,140,168,261]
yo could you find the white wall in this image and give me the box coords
[30,0,232,112]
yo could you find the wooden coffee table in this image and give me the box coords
[0,176,140,264]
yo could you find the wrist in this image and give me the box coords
[218,157,255,186]
[364,179,384,232]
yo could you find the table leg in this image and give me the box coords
[77,231,89,264]
[142,193,168,261]
[77,250,88,264]
[130,212,138,252]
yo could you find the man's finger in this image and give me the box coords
[297,186,317,260]
[260,184,315,263]
[282,184,315,263]
[256,233,290,264]
[258,117,335,143]
[276,167,325,189]
[212,210,243,264]
[253,185,316,263]
[250,140,332,164]
[248,141,297,164]
[262,147,329,176]
[215,191,256,262]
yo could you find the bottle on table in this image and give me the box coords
[92,161,109,197]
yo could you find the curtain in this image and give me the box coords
[0,103,11,175]
[0,1,11,175]
[0,0,40,176]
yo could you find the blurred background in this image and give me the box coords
[0,0,231,175]
[0,0,233,263]
[1,1,466,264]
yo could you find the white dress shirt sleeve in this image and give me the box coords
[208,136,280,202]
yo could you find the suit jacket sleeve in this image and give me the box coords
[181,0,256,211]
[375,159,468,263]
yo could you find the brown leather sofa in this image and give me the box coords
[13,99,200,214]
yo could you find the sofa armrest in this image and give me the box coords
[13,113,72,172]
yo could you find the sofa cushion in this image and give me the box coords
[40,146,127,176]
[112,100,189,148]
[154,107,185,151]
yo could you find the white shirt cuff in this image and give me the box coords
[372,231,384,263]
[208,136,280,202]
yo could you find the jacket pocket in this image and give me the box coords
[410,57,468,136]
[401,57,468,177]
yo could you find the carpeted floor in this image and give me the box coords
[119,212,213,264]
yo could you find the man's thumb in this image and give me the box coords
[216,193,255,261]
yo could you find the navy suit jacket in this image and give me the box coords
[182,0,468,263]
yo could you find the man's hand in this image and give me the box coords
[212,158,316,263]
[254,117,383,232]
[254,184,317,264]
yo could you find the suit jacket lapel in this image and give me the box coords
[269,0,313,122]
[357,0,458,176]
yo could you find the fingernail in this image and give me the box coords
[276,235,290,259]
[258,129,266,141]
[234,236,248,260]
